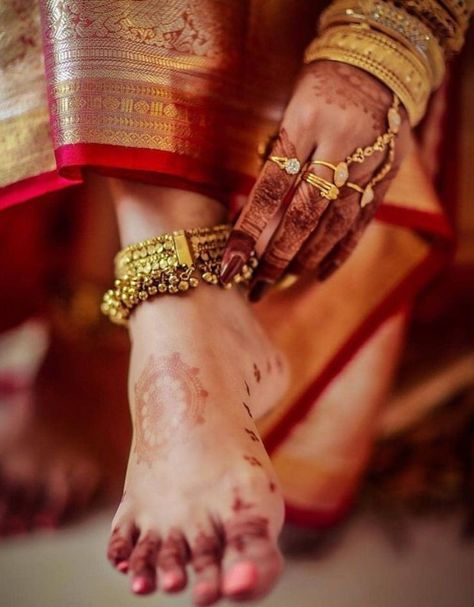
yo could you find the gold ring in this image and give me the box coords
[269,156,301,175]
[311,161,374,207]
[303,172,340,200]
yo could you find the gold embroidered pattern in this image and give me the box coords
[0,0,55,188]
[40,0,288,179]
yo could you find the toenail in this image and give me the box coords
[116,561,129,573]
[223,561,258,594]
[132,576,152,594]
[162,570,183,591]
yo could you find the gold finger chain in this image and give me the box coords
[304,94,400,207]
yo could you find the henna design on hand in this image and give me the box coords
[133,353,208,467]
[221,128,299,283]
[309,61,392,132]
[244,455,263,468]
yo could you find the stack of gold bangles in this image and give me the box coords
[304,0,473,126]
[101,224,257,325]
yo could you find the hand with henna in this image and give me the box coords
[220,60,411,300]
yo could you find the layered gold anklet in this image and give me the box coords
[101,224,257,325]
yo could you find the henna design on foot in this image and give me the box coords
[244,455,263,468]
[224,516,270,552]
[133,353,208,466]
[232,490,255,513]
[242,402,253,419]
[244,380,251,396]
[245,428,260,443]
[253,363,261,383]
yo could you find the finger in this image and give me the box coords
[316,158,402,280]
[128,530,161,595]
[191,525,223,607]
[221,127,311,283]
[221,515,283,601]
[290,169,375,277]
[248,172,331,301]
[157,529,189,593]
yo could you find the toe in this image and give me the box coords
[191,526,223,606]
[157,529,189,593]
[221,515,283,600]
[107,520,136,573]
[128,530,160,595]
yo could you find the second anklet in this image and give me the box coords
[101,224,258,325]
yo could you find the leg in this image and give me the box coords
[105,178,289,604]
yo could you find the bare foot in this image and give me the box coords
[107,283,288,605]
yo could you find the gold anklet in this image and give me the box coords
[101,224,258,325]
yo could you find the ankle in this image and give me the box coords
[105,177,227,245]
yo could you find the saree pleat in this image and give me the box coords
[0,0,458,521]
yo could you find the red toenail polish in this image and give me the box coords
[162,571,179,589]
[117,561,129,573]
[132,577,151,594]
[223,562,258,594]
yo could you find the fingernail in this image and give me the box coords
[249,280,272,302]
[220,255,244,284]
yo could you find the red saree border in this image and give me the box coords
[0,170,79,212]
[264,243,451,457]
[376,203,454,239]
[285,497,355,528]
[55,143,255,203]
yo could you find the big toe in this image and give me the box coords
[221,517,283,600]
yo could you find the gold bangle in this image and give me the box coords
[102,224,258,326]
[304,25,431,125]
[396,0,470,53]
[319,0,446,87]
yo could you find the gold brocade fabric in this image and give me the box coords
[0,0,56,188]
[39,0,315,184]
